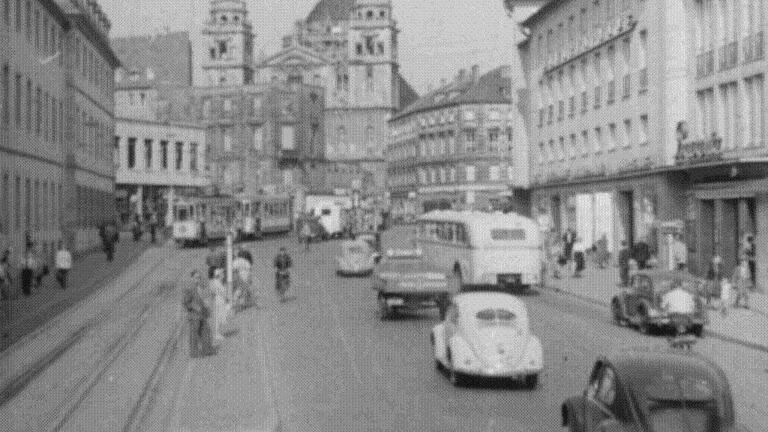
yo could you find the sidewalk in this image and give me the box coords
[545,265,768,352]
[169,307,279,432]
[0,232,154,350]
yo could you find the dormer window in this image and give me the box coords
[233,15,239,23]
[220,15,228,24]
[380,10,386,18]
[366,10,373,19]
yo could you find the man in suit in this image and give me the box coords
[182,270,214,358]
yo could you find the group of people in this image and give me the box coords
[706,234,756,313]
[0,241,73,299]
[546,228,589,279]
[184,245,294,358]
[130,212,161,244]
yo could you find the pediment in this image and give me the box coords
[260,46,330,67]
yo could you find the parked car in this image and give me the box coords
[611,270,708,336]
[372,249,459,320]
[336,240,380,276]
[431,292,543,388]
[561,349,739,432]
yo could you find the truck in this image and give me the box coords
[304,195,352,239]
[372,249,460,320]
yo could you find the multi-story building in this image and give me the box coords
[111,32,210,223]
[1,0,118,260]
[57,0,120,253]
[387,65,529,219]
[253,0,418,196]
[518,0,691,262]
[682,0,768,291]
[517,0,767,291]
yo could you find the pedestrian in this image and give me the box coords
[20,247,36,297]
[719,276,732,317]
[149,212,158,243]
[209,268,230,342]
[102,223,115,262]
[232,249,254,310]
[182,270,214,358]
[274,246,292,303]
[0,249,12,300]
[732,258,751,309]
[548,236,562,280]
[618,240,630,287]
[54,241,72,290]
[562,228,576,265]
[742,233,756,286]
[572,237,586,278]
[132,213,143,242]
[205,245,225,279]
[671,234,687,271]
[301,220,312,251]
[705,252,722,305]
[594,234,609,269]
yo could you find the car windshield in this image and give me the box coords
[648,402,717,432]
[641,371,720,432]
[475,308,517,326]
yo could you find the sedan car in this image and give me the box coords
[336,240,380,276]
[431,292,543,388]
[561,349,738,432]
[611,270,708,336]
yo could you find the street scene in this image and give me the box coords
[1,0,768,431]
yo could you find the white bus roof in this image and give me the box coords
[417,210,540,245]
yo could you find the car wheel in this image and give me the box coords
[524,374,539,389]
[611,300,626,326]
[639,321,651,335]
[377,295,390,320]
[692,324,704,338]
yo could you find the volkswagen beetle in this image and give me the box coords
[611,270,708,336]
[431,292,543,388]
[561,349,740,432]
[336,240,380,276]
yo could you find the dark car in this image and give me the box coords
[611,270,708,337]
[562,349,739,432]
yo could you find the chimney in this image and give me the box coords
[457,69,466,82]
[470,65,480,82]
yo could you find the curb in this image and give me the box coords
[547,286,768,354]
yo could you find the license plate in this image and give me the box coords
[387,298,404,306]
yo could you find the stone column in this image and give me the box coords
[755,194,768,293]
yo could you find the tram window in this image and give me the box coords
[176,207,189,221]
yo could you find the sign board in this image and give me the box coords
[675,135,723,165]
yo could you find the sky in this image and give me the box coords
[98,0,537,94]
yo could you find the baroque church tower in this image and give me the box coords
[201,0,254,86]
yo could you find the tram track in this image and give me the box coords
[0,255,169,408]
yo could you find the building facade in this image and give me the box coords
[0,0,118,261]
[517,0,767,292]
[387,66,529,220]
[111,31,209,222]
[253,0,417,196]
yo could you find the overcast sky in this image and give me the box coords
[99,0,536,93]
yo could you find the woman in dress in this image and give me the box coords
[209,269,230,341]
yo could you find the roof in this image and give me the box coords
[454,292,524,311]
[306,0,355,22]
[521,1,558,27]
[396,73,419,110]
[391,66,512,121]
[418,210,536,228]
[112,31,192,89]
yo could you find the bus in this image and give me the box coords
[235,194,293,239]
[172,195,237,247]
[416,210,542,292]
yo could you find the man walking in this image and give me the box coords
[274,247,292,303]
[300,220,312,251]
[182,270,213,358]
[149,212,158,243]
[20,247,37,297]
[54,241,72,290]
[102,223,116,262]
[618,240,630,287]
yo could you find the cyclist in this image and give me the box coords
[273,247,292,302]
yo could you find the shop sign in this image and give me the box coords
[654,219,684,234]
[675,128,723,165]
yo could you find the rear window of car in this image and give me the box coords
[490,229,526,241]
[475,308,517,325]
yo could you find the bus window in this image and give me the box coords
[490,229,526,241]
[175,206,188,221]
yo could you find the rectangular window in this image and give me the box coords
[623,119,632,147]
[1,64,8,127]
[175,142,183,170]
[190,142,198,171]
[466,165,476,182]
[33,8,38,49]
[0,173,7,233]
[144,139,153,169]
[24,1,30,40]
[570,134,578,159]
[608,123,617,150]
[160,140,168,168]
[593,127,602,152]
[253,126,262,151]
[581,130,589,156]
[14,73,21,126]
[489,165,500,181]
[25,79,31,132]
[14,176,20,229]
[33,179,39,229]
[51,96,56,142]
[558,136,566,160]
[639,114,649,145]
[127,137,136,168]
[24,177,30,230]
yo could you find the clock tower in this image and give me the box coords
[201,0,254,85]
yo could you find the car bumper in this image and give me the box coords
[337,266,373,276]
[456,364,543,378]
[648,315,706,328]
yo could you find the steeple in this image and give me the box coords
[201,0,254,86]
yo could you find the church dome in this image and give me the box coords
[306,0,355,23]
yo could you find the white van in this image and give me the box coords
[305,195,352,238]
[416,211,542,291]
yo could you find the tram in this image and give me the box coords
[235,194,293,239]
[171,195,237,247]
